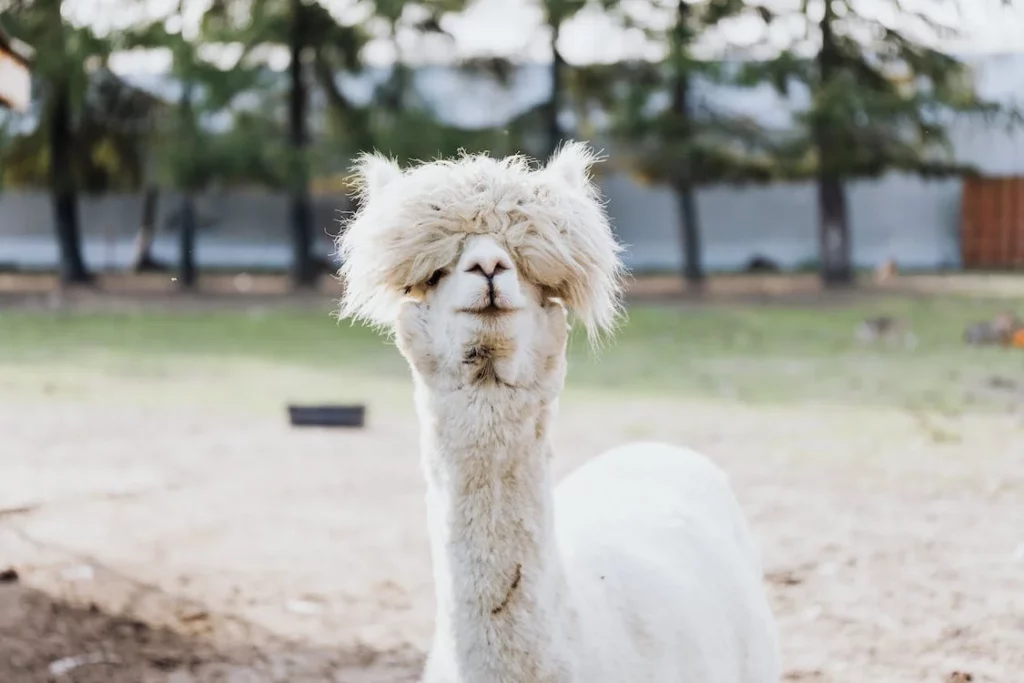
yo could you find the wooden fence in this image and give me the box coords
[961,176,1024,269]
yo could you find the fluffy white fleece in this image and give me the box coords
[336,142,781,683]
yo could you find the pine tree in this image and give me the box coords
[198,0,369,286]
[747,0,1013,286]
[576,0,779,287]
[541,0,588,156]
[363,3,525,164]
[0,2,110,284]
[202,0,480,285]
[124,0,278,288]
[286,0,314,286]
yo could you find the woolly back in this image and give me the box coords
[336,142,626,342]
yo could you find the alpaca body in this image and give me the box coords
[336,142,780,683]
[554,443,780,683]
[421,418,779,683]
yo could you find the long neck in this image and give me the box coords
[416,378,574,681]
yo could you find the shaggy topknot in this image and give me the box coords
[336,141,626,341]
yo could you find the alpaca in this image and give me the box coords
[336,143,781,683]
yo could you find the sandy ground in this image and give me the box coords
[2,383,1023,682]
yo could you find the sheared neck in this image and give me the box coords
[415,378,575,681]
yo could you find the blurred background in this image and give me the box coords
[0,0,1022,681]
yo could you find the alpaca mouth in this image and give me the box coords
[459,303,513,317]
[460,291,516,317]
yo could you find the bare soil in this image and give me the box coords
[2,385,1022,682]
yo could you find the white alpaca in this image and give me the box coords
[337,143,781,683]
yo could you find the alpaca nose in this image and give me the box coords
[464,252,511,280]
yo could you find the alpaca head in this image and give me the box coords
[337,142,625,388]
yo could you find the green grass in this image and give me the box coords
[0,295,1021,413]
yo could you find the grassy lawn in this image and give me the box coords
[0,294,1021,413]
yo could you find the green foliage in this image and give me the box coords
[197,0,504,174]
[0,0,109,109]
[575,1,784,189]
[365,106,486,162]
[120,11,288,192]
[0,3,155,191]
[0,126,48,187]
[747,0,1020,180]
[6,0,1013,201]
[0,78,158,191]
[544,0,589,26]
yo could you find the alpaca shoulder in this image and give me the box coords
[553,440,761,582]
[554,442,746,541]
[552,442,779,682]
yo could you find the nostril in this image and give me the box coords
[466,259,509,279]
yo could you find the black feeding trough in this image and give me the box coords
[287,404,366,428]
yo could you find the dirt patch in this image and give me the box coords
[0,579,423,682]
[2,387,1023,682]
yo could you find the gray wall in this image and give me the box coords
[0,191,351,270]
[0,174,962,272]
[604,173,962,272]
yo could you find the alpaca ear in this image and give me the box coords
[337,152,405,328]
[544,140,602,190]
[530,141,624,343]
[352,151,403,200]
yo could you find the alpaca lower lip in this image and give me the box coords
[460,304,513,316]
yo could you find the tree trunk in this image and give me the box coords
[817,176,852,286]
[671,0,704,288]
[289,190,314,284]
[130,186,165,272]
[288,0,316,288]
[815,0,853,287]
[48,79,90,284]
[547,21,564,157]
[178,195,197,289]
[177,25,197,291]
[674,183,704,288]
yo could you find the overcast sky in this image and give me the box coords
[59,0,1024,74]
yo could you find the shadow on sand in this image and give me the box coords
[0,564,422,683]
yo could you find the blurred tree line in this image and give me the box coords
[0,0,1016,288]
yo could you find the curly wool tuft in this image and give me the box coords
[335,142,626,342]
